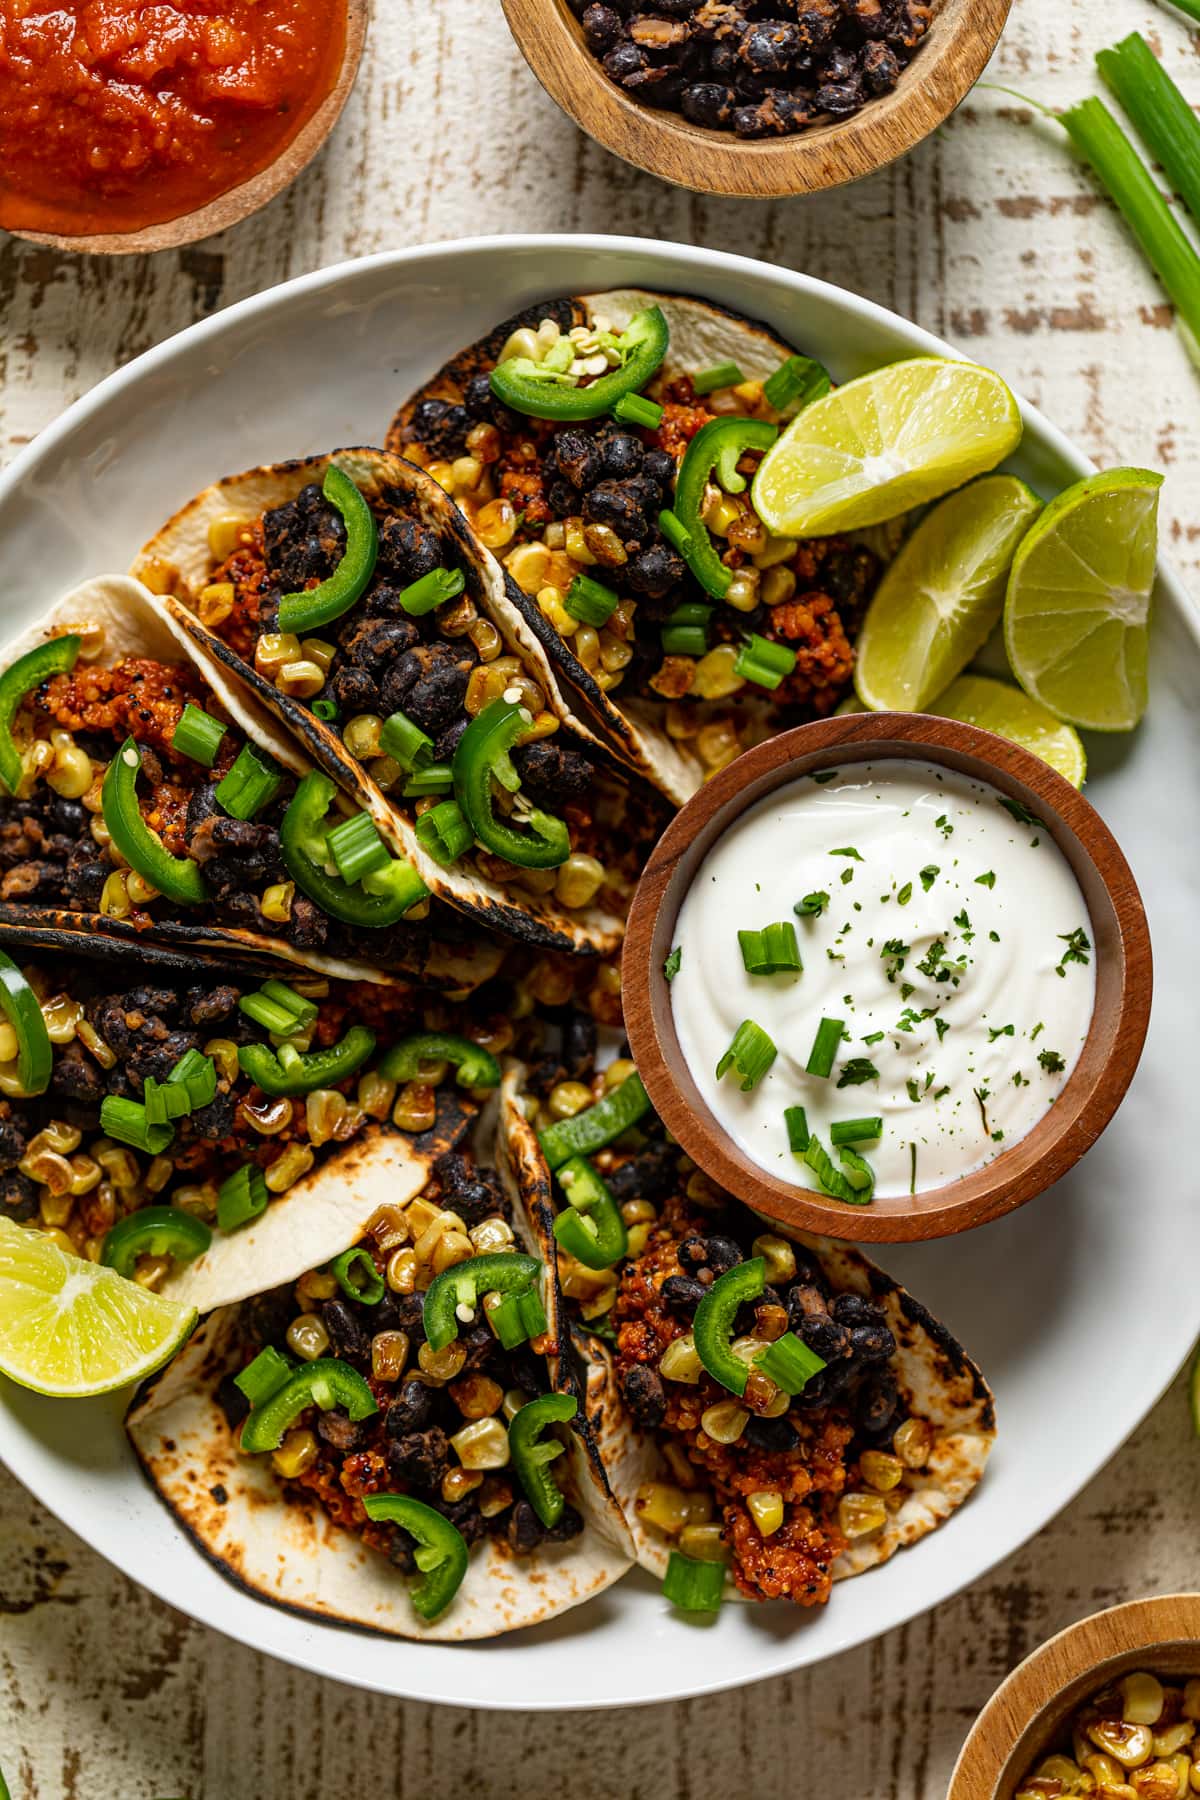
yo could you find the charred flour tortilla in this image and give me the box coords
[134,449,649,957]
[0,577,501,994]
[390,290,877,806]
[498,1059,993,1605]
[127,1141,635,1640]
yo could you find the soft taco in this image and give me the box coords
[132,448,667,956]
[500,1054,995,1609]
[0,944,537,1313]
[127,1130,635,1639]
[0,575,502,993]
[389,290,884,806]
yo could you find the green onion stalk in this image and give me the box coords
[1097,33,1200,234]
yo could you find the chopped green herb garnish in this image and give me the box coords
[1030,1022,1045,1040]
[987,1024,1015,1042]
[999,796,1044,828]
[840,868,854,885]
[836,1058,879,1089]
[830,847,863,861]
[897,881,913,906]
[1056,928,1092,976]
[663,946,682,981]
[935,814,953,839]
[812,770,838,784]
[975,871,996,888]
[905,1078,921,1103]
[934,1017,951,1042]
[794,891,830,918]
[919,864,940,891]
[1038,1048,1067,1074]
[862,1031,885,1045]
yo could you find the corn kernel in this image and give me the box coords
[386,1246,419,1293]
[357,1071,397,1121]
[547,1080,593,1120]
[255,632,302,678]
[207,514,247,561]
[442,1466,484,1503]
[746,1490,784,1537]
[276,658,325,699]
[678,1523,728,1563]
[478,1476,514,1519]
[1125,1677,1167,1727]
[47,739,94,800]
[860,1449,905,1493]
[838,1492,888,1539]
[343,713,383,759]
[392,1082,436,1133]
[555,854,605,911]
[272,1428,318,1480]
[634,1481,695,1536]
[691,644,745,701]
[660,1333,702,1384]
[449,1374,504,1419]
[701,1400,749,1445]
[751,1233,796,1285]
[469,1217,515,1254]
[1131,1763,1181,1800]
[285,1315,329,1361]
[1087,1722,1155,1768]
[893,1416,934,1468]
[198,581,236,628]
[418,1340,468,1384]
[449,1415,510,1471]
[99,871,131,918]
[372,1330,410,1382]
[506,542,551,594]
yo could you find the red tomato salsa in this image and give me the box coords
[0,0,348,238]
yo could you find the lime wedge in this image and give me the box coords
[929,673,1086,787]
[854,475,1043,711]
[752,358,1023,537]
[0,1218,195,1397]
[1004,468,1161,732]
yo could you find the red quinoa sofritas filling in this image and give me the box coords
[612,1194,917,1606]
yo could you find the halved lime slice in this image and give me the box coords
[0,1217,195,1397]
[929,673,1086,787]
[1004,468,1161,732]
[854,476,1043,711]
[751,358,1023,538]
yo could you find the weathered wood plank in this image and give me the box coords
[2,0,1197,1790]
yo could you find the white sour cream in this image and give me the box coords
[670,761,1096,1199]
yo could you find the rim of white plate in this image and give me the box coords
[0,235,1194,1711]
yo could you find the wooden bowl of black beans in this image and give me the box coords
[501,0,1013,197]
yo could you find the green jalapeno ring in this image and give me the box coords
[277,465,380,636]
[239,1357,378,1455]
[422,1252,542,1353]
[362,1494,470,1621]
[552,1156,627,1271]
[237,1025,377,1098]
[280,771,428,928]
[101,1206,212,1280]
[451,699,571,871]
[100,736,211,907]
[377,1033,501,1091]
[509,1393,578,1528]
[0,951,52,1096]
[489,306,669,422]
[674,418,780,601]
[0,633,81,796]
[538,1072,652,1171]
[692,1258,766,1398]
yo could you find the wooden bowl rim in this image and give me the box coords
[500,0,1013,198]
[4,0,367,257]
[947,1595,1200,1800]
[621,712,1152,1245]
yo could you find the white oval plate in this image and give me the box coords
[0,236,1194,1711]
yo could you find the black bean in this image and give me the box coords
[377,515,445,587]
[798,1314,850,1361]
[0,1169,36,1222]
[627,542,686,598]
[831,1294,883,1329]
[216,1371,251,1432]
[704,1235,744,1274]
[582,3,625,51]
[507,1499,546,1554]
[620,1362,666,1429]
[816,78,864,117]
[389,1294,428,1343]
[316,1411,367,1453]
[409,398,472,460]
[511,741,594,807]
[676,1234,710,1272]
[339,616,419,670]
[862,40,901,93]
[561,1009,597,1080]
[604,40,646,81]
[850,1322,896,1365]
[739,21,804,72]
[385,1378,436,1435]
[643,448,676,488]
[547,1501,584,1542]
[322,1299,371,1364]
[856,1371,899,1436]
[662,1274,707,1317]
[386,1426,451,1490]
[744,1416,800,1454]
[329,664,380,714]
[598,432,644,481]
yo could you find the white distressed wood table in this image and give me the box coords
[2,2,1197,1792]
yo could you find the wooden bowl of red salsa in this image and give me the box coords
[0,0,366,255]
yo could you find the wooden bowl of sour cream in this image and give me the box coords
[623,713,1151,1244]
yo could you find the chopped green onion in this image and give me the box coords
[613,393,664,429]
[171,702,227,767]
[311,698,339,722]
[402,763,454,797]
[217,1163,269,1233]
[803,1135,870,1206]
[715,1019,777,1091]
[239,980,317,1035]
[663,946,682,981]
[170,1048,218,1110]
[1060,96,1200,366]
[661,599,712,658]
[214,742,284,821]
[784,1105,810,1153]
[734,633,797,692]
[564,573,618,628]
[99,1095,173,1156]
[1098,34,1200,235]
[830,1116,882,1146]
[763,353,832,413]
[327,811,391,886]
[415,798,474,866]
[143,1077,191,1128]
[838,1145,875,1196]
[662,1550,725,1613]
[658,508,693,556]
[738,920,802,976]
[756,1330,826,1395]
[234,1346,293,1409]
[399,568,465,617]
[380,710,435,773]
[330,1247,385,1306]
[490,1284,549,1351]
[805,1017,844,1079]
[693,359,744,396]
